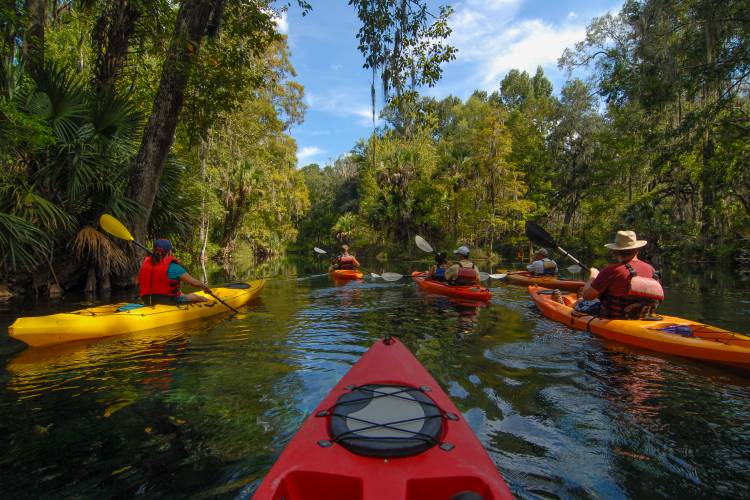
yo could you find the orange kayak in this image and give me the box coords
[503,271,584,291]
[411,271,491,302]
[330,269,364,280]
[529,285,750,370]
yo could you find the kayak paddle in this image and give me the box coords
[98,214,240,314]
[524,221,589,271]
[414,235,504,280]
[379,271,501,282]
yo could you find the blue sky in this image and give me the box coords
[277,0,624,167]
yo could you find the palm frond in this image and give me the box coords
[0,212,50,273]
[73,225,128,274]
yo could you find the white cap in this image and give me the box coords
[453,246,470,256]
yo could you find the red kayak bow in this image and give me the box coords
[253,337,512,499]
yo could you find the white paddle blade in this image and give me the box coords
[380,272,404,282]
[488,273,507,280]
[370,273,381,279]
[567,264,583,273]
[478,272,490,281]
[313,247,327,254]
[414,235,434,253]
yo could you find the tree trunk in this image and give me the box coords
[24,0,45,74]
[92,0,141,94]
[1,0,18,67]
[198,136,210,263]
[218,194,247,263]
[126,0,225,256]
[700,133,716,247]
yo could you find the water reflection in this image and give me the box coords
[0,257,748,498]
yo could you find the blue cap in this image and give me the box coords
[154,239,173,252]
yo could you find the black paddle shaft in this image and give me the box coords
[524,221,587,268]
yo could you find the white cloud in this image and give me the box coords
[305,89,383,127]
[568,11,578,19]
[446,1,587,91]
[297,146,323,164]
[274,11,288,34]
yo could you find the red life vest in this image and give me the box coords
[139,255,181,298]
[601,262,663,319]
[450,262,480,285]
[338,255,356,270]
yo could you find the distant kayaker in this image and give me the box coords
[579,231,664,319]
[445,246,480,285]
[334,244,361,270]
[139,239,212,305]
[527,248,558,276]
[430,252,449,281]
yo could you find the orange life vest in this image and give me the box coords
[450,261,479,285]
[602,263,663,319]
[338,255,356,270]
[139,255,181,298]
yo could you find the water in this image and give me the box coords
[1,259,749,499]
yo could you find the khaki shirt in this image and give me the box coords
[445,259,480,282]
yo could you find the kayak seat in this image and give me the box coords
[116,303,146,312]
[323,384,446,458]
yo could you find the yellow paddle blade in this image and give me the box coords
[99,214,135,241]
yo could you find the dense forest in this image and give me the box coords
[1,0,749,299]
[298,0,750,268]
[1,0,311,298]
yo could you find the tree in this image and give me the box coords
[349,0,456,127]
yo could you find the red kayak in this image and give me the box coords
[330,269,364,280]
[411,271,492,302]
[253,337,513,500]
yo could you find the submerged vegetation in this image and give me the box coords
[1,0,749,298]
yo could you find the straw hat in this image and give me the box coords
[604,231,647,250]
[534,248,549,257]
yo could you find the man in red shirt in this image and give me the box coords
[580,231,661,319]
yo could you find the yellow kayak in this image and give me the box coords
[529,285,750,370]
[8,281,265,347]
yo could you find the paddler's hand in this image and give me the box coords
[201,283,212,293]
[588,267,599,280]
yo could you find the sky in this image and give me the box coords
[278,0,624,167]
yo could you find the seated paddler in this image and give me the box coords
[139,238,212,305]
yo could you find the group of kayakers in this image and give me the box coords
[425,228,664,321]
[525,229,663,320]
[139,227,663,322]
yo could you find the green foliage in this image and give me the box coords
[350,0,456,122]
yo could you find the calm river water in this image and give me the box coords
[1,258,749,499]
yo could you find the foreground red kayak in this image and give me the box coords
[411,271,492,302]
[253,337,512,500]
[330,269,364,280]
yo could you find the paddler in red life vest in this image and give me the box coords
[334,244,361,270]
[138,238,212,305]
[579,230,664,319]
[445,246,480,285]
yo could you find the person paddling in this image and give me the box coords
[527,248,558,276]
[139,239,212,305]
[445,246,480,285]
[331,244,361,271]
[579,231,663,319]
[430,252,449,281]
